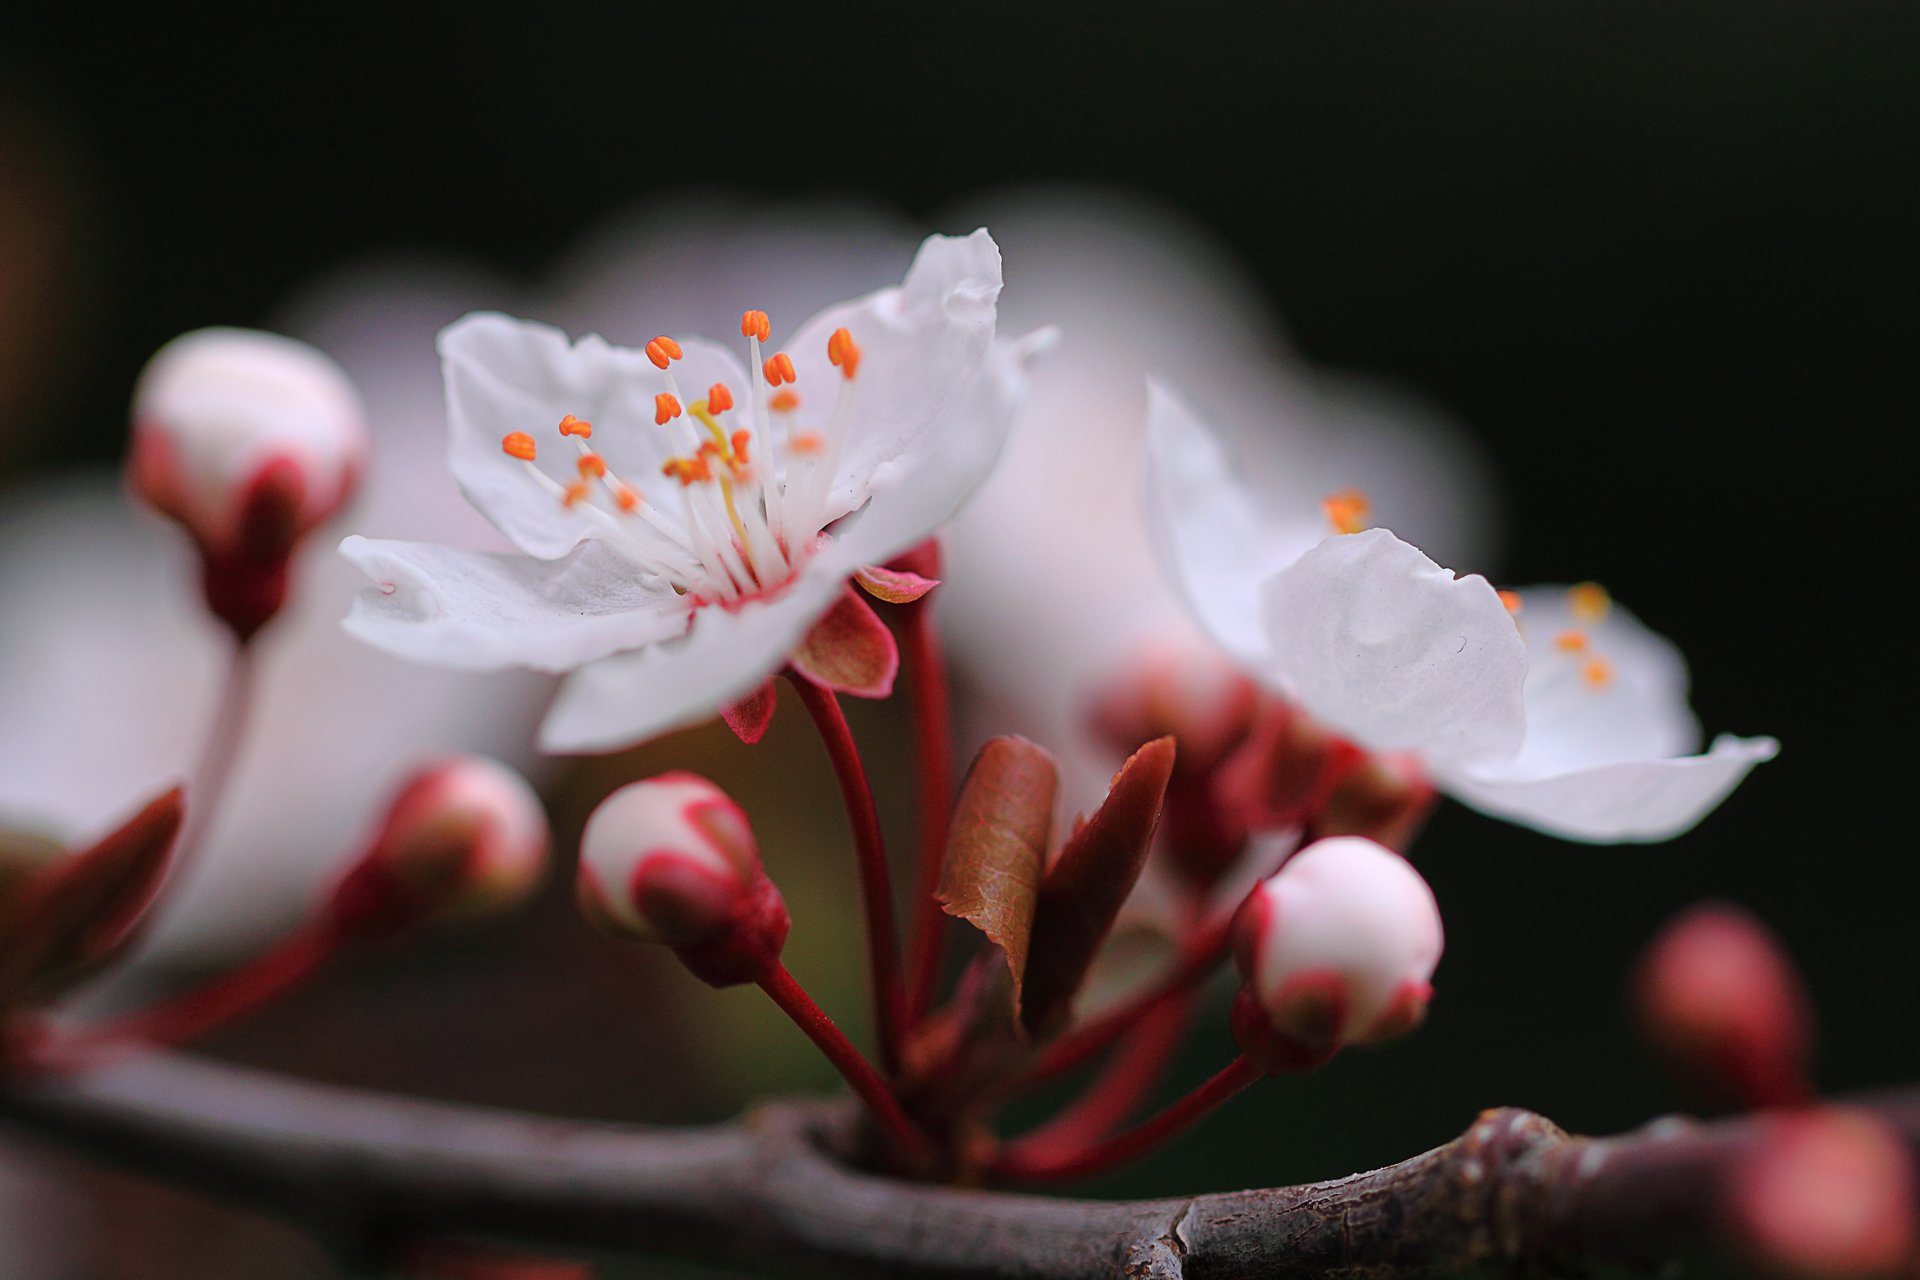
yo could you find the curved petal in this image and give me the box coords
[340,535,687,673]
[538,569,847,753]
[439,312,751,560]
[1504,585,1701,776]
[1438,734,1780,843]
[1264,528,1529,769]
[831,328,1052,567]
[1143,381,1325,666]
[780,230,1002,524]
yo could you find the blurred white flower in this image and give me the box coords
[0,262,552,964]
[938,189,1499,817]
[1146,383,1777,843]
[343,232,1047,753]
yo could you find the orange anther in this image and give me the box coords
[615,485,640,512]
[741,310,771,343]
[645,335,683,369]
[557,414,593,439]
[578,453,607,479]
[1497,590,1523,615]
[791,431,825,455]
[1555,630,1589,653]
[826,327,861,379]
[764,352,796,386]
[1582,657,1614,690]
[1569,581,1611,624]
[501,431,537,461]
[654,393,682,424]
[707,382,735,413]
[731,430,752,464]
[563,481,591,508]
[1320,488,1372,536]
[769,389,801,413]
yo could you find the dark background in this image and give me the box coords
[3,0,1917,1261]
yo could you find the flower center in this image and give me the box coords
[1545,581,1615,690]
[497,313,863,610]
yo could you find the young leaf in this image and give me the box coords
[936,737,1058,1020]
[0,786,185,1011]
[855,563,941,604]
[1022,737,1177,1038]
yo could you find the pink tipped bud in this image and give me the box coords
[576,773,788,987]
[1090,636,1258,772]
[1317,752,1436,852]
[128,328,368,638]
[1214,699,1365,836]
[1636,903,1814,1109]
[1729,1109,1916,1278]
[1231,836,1443,1073]
[328,757,549,936]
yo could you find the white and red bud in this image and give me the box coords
[1214,699,1365,836]
[128,327,368,638]
[1317,752,1436,853]
[1231,836,1443,1074]
[576,773,789,987]
[1636,903,1814,1109]
[1729,1109,1916,1279]
[328,757,549,937]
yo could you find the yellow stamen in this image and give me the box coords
[1554,630,1589,653]
[1321,488,1372,536]
[1583,657,1614,690]
[501,432,536,461]
[1498,590,1523,615]
[1569,581,1611,624]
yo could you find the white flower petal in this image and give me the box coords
[781,230,1003,524]
[1264,528,1529,769]
[1144,380,1326,666]
[439,312,751,560]
[341,534,687,673]
[1503,585,1701,776]
[538,569,847,753]
[1438,734,1780,843]
[830,328,1051,567]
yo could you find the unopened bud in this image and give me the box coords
[1729,1109,1916,1278]
[1317,752,1436,852]
[328,757,549,936]
[1090,636,1257,772]
[1636,903,1813,1109]
[577,773,789,987]
[1231,836,1443,1074]
[128,328,367,638]
[1214,699,1364,836]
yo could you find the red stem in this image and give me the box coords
[900,601,954,1025]
[784,671,906,1076]
[1024,915,1233,1087]
[1007,994,1194,1155]
[174,638,261,881]
[755,962,931,1165]
[49,920,340,1066]
[989,1053,1262,1184]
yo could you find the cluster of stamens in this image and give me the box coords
[498,312,864,607]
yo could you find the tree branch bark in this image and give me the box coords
[2,1052,1913,1277]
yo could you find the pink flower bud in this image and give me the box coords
[128,328,368,637]
[1729,1109,1916,1278]
[1090,636,1257,772]
[1636,903,1813,1109]
[328,757,549,936]
[1231,836,1443,1073]
[1214,699,1365,836]
[576,773,789,987]
[1317,752,1436,852]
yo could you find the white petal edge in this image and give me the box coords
[1143,380,1322,667]
[832,328,1055,566]
[538,568,849,754]
[340,534,688,673]
[1263,527,1530,770]
[1437,734,1780,843]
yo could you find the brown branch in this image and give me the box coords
[2,1052,1914,1278]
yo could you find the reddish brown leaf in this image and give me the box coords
[854,563,940,604]
[789,587,899,697]
[720,679,779,744]
[0,786,185,1011]
[1021,736,1177,1038]
[936,737,1058,1020]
